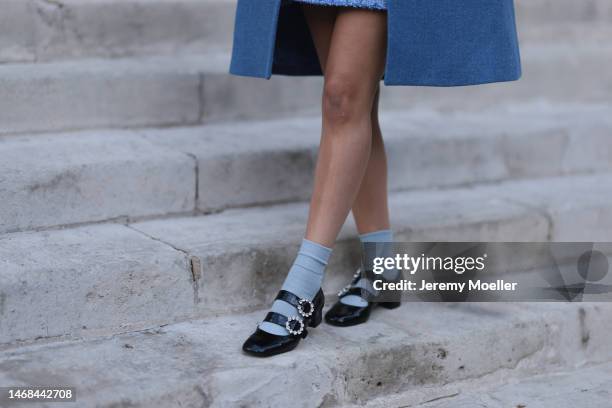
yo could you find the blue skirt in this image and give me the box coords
[292,0,386,10]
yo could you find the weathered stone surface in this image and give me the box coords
[0,0,235,64]
[132,172,612,316]
[2,168,612,345]
[31,0,235,62]
[0,303,610,407]
[0,224,192,345]
[0,41,610,135]
[0,0,36,63]
[131,177,549,317]
[417,362,612,408]
[2,105,611,233]
[515,0,612,23]
[519,23,612,46]
[200,73,322,123]
[0,130,195,233]
[473,172,612,241]
[144,105,612,213]
[0,56,205,135]
[141,118,319,211]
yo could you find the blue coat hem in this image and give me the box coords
[230,0,522,88]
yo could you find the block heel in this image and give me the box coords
[310,301,324,327]
[378,301,401,310]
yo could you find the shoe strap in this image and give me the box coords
[264,312,307,338]
[338,269,375,297]
[263,311,289,326]
[275,289,321,320]
[275,289,323,306]
[339,270,398,300]
[338,286,376,300]
[275,290,302,308]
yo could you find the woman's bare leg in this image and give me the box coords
[303,5,390,237]
[302,7,388,247]
[351,86,391,234]
[301,5,337,69]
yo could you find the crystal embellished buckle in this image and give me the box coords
[285,316,305,336]
[297,298,314,318]
[338,268,363,297]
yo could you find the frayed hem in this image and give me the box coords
[292,0,387,11]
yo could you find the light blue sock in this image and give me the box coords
[341,229,398,307]
[259,239,332,335]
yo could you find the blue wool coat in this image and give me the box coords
[230,0,522,87]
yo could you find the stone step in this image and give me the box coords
[1,0,611,63]
[516,0,612,24]
[0,0,235,64]
[2,104,612,234]
[519,22,612,46]
[360,360,612,408]
[0,302,610,407]
[0,129,197,234]
[0,54,211,136]
[2,172,612,346]
[1,39,611,135]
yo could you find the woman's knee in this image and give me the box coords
[322,76,367,124]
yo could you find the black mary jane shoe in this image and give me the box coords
[242,289,324,357]
[325,269,401,327]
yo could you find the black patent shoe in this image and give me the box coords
[242,289,324,357]
[325,269,401,327]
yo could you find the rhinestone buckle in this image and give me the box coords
[285,316,305,336]
[338,268,364,297]
[297,298,315,318]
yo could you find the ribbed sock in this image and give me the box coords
[259,239,332,336]
[341,229,398,307]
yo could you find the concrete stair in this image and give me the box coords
[2,0,612,136]
[362,360,612,408]
[3,171,612,346]
[0,0,235,64]
[2,0,611,64]
[2,103,612,234]
[0,302,610,407]
[1,40,612,135]
[1,0,612,406]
